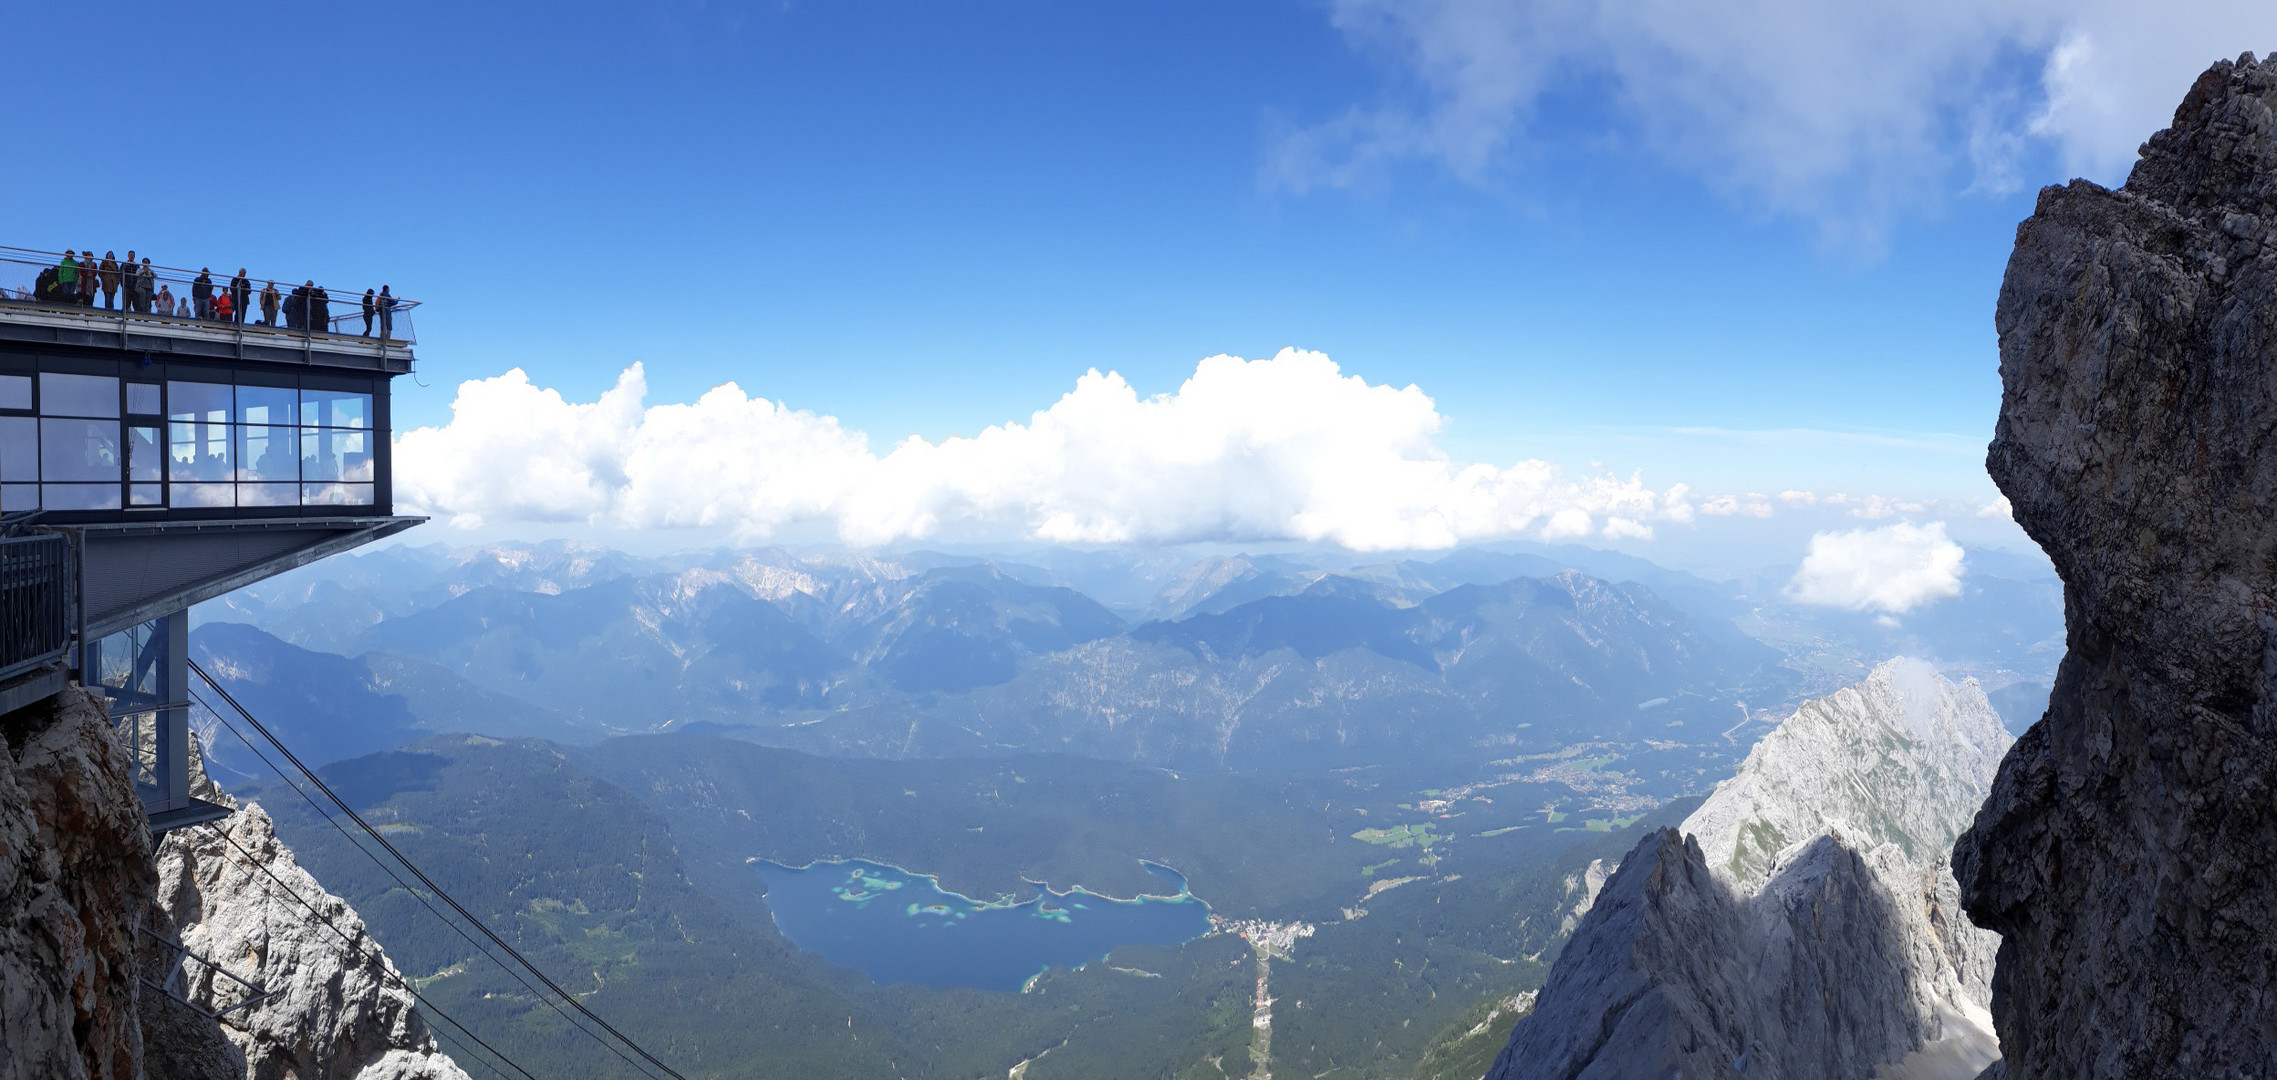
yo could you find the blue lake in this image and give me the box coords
[755,859,1213,991]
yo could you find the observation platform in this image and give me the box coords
[0,244,425,832]
[0,298,413,373]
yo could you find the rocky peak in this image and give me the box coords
[1684,657,2008,890]
[1487,661,2006,1080]
[1955,51,2277,1079]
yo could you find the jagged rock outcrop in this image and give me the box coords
[1954,52,2277,1080]
[1488,659,2009,1080]
[1,683,468,1080]
[0,688,155,1080]
[150,782,472,1079]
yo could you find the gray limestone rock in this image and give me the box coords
[1953,51,2277,1080]
[153,796,472,1080]
[0,686,462,1080]
[1487,661,2008,1080]
[1484,828,1930,1080]
[0,688,155,1080]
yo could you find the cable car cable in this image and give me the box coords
[195,821,544,1080]
[187,660,692,1080]
[193,691,673,1080]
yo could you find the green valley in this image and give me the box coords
[253,733,1693,1079]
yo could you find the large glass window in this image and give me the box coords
[2,370,383,514]
[300,429,372,482]
[171,484,234,508]
[128,426,162,507]
[167,381,232,424]
[303,482,374,506]
[236,385,296,427]
[0,417,35,482]
[41,418,119,482]
[42,484,120,510]
[237,483,298,507]
[0,413,34,512]
[40,373,117,418]
[127,427,162,482]
[300,388,370,429]
[300,422,373,506]
[169,420,233,482]
[236,424,298,483]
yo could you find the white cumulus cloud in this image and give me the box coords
[1785,521,1967,613]
[1275,0,2277,247]
[393,348,1698,550]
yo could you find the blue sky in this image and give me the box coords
[7,1,2269,572]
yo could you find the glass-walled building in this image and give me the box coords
[0,262,421,831]
[0,359,390,520]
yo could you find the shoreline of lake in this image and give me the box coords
[749,857,1215,991]
[749,854,1205,907]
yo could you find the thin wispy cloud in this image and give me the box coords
[1272,0,2277,250]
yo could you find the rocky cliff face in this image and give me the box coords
[1953,52,2277,1080]
[151,792,473,1080]
[0,688,155,1080]
[1486,659,2009,1080]
[0,685,468,1080]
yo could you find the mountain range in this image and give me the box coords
[194,539,2059,774]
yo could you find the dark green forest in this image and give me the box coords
[253,733,1679,1079]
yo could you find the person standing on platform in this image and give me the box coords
[123,251,141,312]
[360,288,375,335]
[191,268,215,319]
[55,251,79,305]
[311,283,330,332]
[97,252,120,310]
[229,269,251,325]
[377,285,396,342]
[212,290,234,324]
[137,258,156,315]
[260,281,280,326]
[155,282,174,318]
[284,282,310,331]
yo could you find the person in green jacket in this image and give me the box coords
[56,251,79,304]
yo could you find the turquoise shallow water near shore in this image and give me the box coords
[755,859,1212,990]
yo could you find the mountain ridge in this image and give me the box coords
[1487,658,2009,1080]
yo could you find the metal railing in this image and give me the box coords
[0,245,419,348]
[0,530,70,683]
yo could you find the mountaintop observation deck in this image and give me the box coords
[0,244,424,831]
[0,245,413,527]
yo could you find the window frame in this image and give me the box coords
[0,351,394,521]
